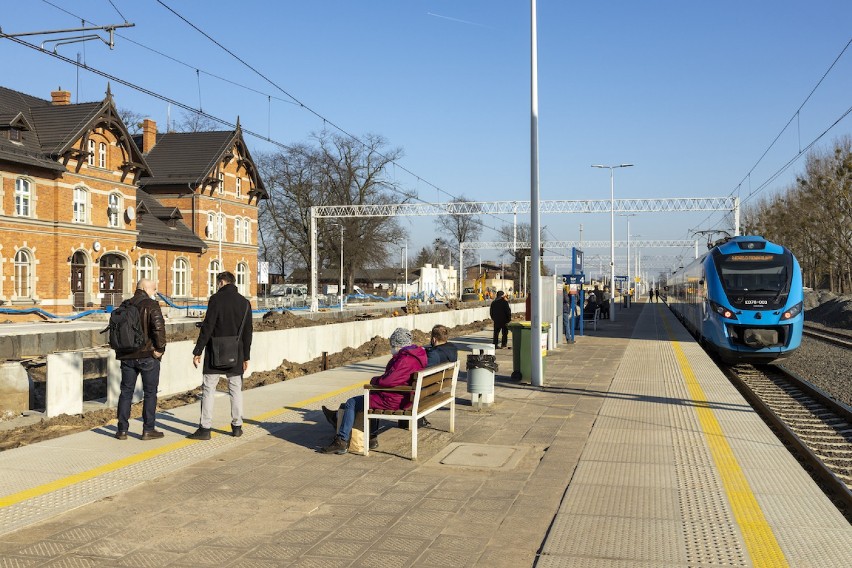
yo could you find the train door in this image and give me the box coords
[71,251,87,310]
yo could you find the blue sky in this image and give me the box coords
[3,1,851,276]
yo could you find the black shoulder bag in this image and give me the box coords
[210,304,250,369]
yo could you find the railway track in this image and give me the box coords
[802,323,852,349]
[722,363,852,513]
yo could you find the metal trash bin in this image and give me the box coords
[508,321,549,384]
[467,346,497,408]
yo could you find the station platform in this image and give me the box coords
[0,301,850,566]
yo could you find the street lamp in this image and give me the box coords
[592,163,633,322]
[620,213,636,304]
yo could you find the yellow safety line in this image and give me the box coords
[661,314,788,568]
[0,380,366,509]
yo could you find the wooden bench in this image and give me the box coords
[362,360,460,460]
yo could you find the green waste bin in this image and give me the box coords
[508,321,550,384]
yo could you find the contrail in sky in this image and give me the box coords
[426,12,495,29]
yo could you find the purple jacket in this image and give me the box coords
[369,345,428,410]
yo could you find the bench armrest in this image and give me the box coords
[364,385,415,392]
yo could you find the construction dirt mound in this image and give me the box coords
[804,289,852,329]
[0,319,493,451]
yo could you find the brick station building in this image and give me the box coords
[0,85,267,320]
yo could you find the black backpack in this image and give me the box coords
[102,297,146,353]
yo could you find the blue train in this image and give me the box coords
[665,235,804,363]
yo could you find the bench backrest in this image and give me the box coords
[411,360,459,410]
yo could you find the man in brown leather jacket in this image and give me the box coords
[115,278,167,440]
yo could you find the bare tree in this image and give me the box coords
[117,107,145,135]
[257,131,409,291]
[173,110,219,132]
[434,196,482,265]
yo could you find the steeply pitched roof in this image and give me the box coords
[0,85,149,177]
[139,126,267,198]
[135,190,207,252]
[139,130,234,186]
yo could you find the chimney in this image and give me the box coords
[51,88,71,106]
[142,119,157,153]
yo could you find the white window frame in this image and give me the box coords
[243,219,251,244]
[218,172,225,195]
[236,262,248,296]
[136,255,154,282]
[172,258,188,297]
[108,192,121,227]
[15,178,32,217]
[218,212,225,241]
[73,187,88,224]
[207,260,221,296]
[14,249,32,298]
[235,176,242,198]
[87,139,95,166]
[233,217,240,243]
[98,142,107,169]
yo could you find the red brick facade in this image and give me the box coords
[0,87,265,320]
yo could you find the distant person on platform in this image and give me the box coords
[490,291,512,349]
[592,284,603,304]
[655,288,660,302]
[188,271,253,441]
[425,324,458,367]
[585,291,598,315]
[115,279,167,441]
[321,328,426,454]
[649,288,654,303]
[601,287,611,319]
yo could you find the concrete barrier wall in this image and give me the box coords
[2,303,523,416]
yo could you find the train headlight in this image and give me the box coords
[709,300,737,320]
[782,301,803,320]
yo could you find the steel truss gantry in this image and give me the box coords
[309,197,738,310]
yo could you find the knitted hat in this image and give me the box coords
[389,327,413,348]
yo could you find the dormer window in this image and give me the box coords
[9,128,21,142]
[98,142,107,168]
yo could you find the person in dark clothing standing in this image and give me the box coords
[115,279,167,440]
[490,291,512,349]
[655,288,660,302]
[188,272,253,440]
[425,324,458,367]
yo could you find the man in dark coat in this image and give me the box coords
[115,278,167,440]
[188,271,252,440]
[490,290,512,349]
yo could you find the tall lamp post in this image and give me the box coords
[592,163,633,322]
[620,213,636,304]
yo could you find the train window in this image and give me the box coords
[715,252,790,292]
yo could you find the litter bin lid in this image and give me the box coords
[508,321,550,330]
[468,344,495,355]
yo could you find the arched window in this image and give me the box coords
[15,178,31,217]
[98,142,107,168]
[136,255,154,282]
[87,139,95,166]
[243,219,251,244]
[73,187,88,223]
[172,258,188,297]
[233,217,240,243]
[236,262,248,296]
[108,193,121,227]
[207,259,221,296]
[14,249,32,298]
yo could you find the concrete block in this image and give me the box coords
[0,361,29,414]
[46,352,83,417]
[0,336,18,360]
[17,334,39,358]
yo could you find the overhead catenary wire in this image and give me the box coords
[33,0,512,237]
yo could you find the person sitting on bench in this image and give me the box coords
[320,328,426,455]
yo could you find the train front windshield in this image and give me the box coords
[715,252,791,296]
